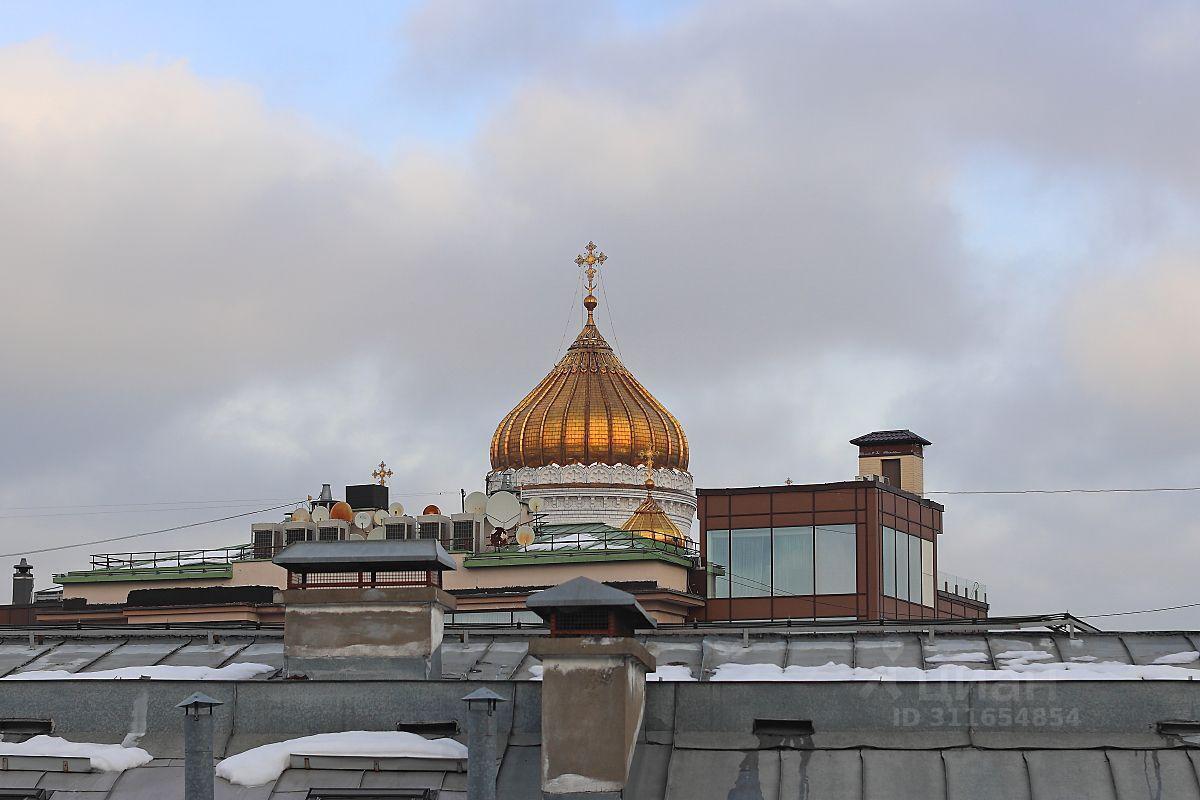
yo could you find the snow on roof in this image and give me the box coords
[3,662,275,681]
[215,731,467,786]
[0,736,152,772]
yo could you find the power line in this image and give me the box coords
[1079,601,1200,619]
[0,502,298,521]
[0,497,298,513]
[0,501,302,559]
[927,486,1200,496]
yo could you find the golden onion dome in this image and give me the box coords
[490,289,689,472]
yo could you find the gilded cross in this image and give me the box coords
[372,461,393,486]
[574,241,607,292]
[641,448,657,487]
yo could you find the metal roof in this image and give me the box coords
[526,576,658,629]
[273,540,457,572]
[849,429,932,446]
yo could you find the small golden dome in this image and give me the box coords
[621,494,684,544]
[490,298,689,472]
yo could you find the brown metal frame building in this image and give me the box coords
[696,478,987,622]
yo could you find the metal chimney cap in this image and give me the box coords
[175,692,224,711]
[461,687,507,704]
[13,558,32,576]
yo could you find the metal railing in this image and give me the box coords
[480,527,701,560]
[89,545,264,571]
[938,571,988,603]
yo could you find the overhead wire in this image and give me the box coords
[1078,601,1200,619]
[0,500,303,559]
[926,486,1200,496]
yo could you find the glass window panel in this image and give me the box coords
[895,531,909,602]
[882,527,896,598]
[706,530,729,598]
[908,534,922,604]
[771,526,814,596]
[814,524,857,594]
[730,528,772,597]
[921,538,935,607]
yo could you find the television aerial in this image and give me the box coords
[515,525,535,548]
[485,491,520,529]
[464,491,488,515]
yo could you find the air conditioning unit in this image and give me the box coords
[417,514,452,547]
[250,523,284,558]
[382,515,416,540]
[283,521,317,546]
[450,513,485,552]
[316,519,350,542]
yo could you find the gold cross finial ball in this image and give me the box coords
[372,461,393,486]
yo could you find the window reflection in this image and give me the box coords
[772,527,814,595]
[731,528,771,597]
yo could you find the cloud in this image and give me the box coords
[1066,256,1200,415]
[2,2,1200,627]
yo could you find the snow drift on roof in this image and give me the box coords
[0,736,151,771]
[3,662,275,681]
[216,731,467,786]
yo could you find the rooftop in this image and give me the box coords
[850,429,932,446]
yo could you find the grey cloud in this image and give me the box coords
[2,3,1200,627]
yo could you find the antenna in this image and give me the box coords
[515,525,535,548]
[311,506,330,523]
[388,502,405,516]
[290,507,312,523]
[464,492,487,515]
[372,509,389,526]
[485,491,520,529]
[353,511,373,530]
[527,496,544,513]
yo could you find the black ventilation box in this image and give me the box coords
[346,484,389,510]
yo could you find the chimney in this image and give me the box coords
[527,578,657,798]
[850,430,931,496]
[273,539,457,679]
[12,559,33,606]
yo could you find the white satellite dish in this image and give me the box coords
[291,507,312,523]
[515,524,535,547]
[388,502,405,517]
[354,511,373,529]
[349,530,367,541]
[464,491,488,515]
[367,526,385,540]
[485,491,521,528]
[527,497,544,513]
[311,506,330,523]
[372,509,389,526]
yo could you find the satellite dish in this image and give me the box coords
[349,530,367,541]
[527,497,544,513]
[486,491,520,528]
[354,511,373,529]
[515,525,535,548]
[367,526,385,540]
[311,506,330,523]
[464,491,487,515]
[291,507,311,523]
[388,502,405,517]
[372,509,389,526]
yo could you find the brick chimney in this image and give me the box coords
[527,577,657,798]
[851,430,931,496]
[12,559,33,606]
[273,540,457,679]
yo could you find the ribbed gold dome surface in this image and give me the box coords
[489,307,689,472]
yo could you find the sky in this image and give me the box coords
[1,1,1198,628]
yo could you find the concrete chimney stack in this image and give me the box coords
[527,578,657,798]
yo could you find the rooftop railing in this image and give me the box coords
[938,570,988,603]
[479,527,701,561]
[89,545,263,571]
